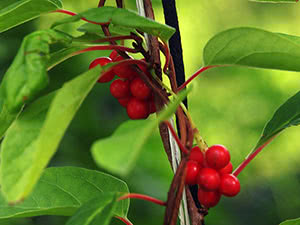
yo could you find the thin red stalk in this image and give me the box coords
[118,193,166,206]
[164,121,189,155]
[233,135,277,177]
[161,41,170,74]
[115,216,133,225]
[177,65,218,92]
[77,45,138,54]
[53,9,110,26]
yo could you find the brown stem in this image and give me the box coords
[98,0,106,7]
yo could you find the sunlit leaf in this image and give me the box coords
[279,218,300,225]
[52,6,175,41]
[203,27,300,72]
[254,91,300,149]
[0,167,129,219]
[250,0,298,3]
[0,0,63,33]
[91,88,191,175]
[0,66,102,203]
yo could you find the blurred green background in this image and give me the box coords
[1,0,300,225]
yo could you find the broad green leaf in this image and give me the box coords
[65,193,119,225]
[250,0,297,2]
[203,27,300,72]
[0,66,102,203]
[0,167,129,219]
[91,88,190,175]
[77,23,136,38]
[0,29,72,139]
[52,6,175,42]
[279,218,300,225]
[254,91,300,149]
[0,0,63,33]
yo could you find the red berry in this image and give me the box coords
[118,97,131,108]
[130,77,151,100]
[189,146,204,165]
[109,50,119,61]
[219,162,233,175]
[89,57,114,83]
[110,79,130,99]
[197,188,221,208]
[126,98,149,119]
[113,56,138,79]
[197,168,221,191]
[205,145,230,169]
[185,161,200,185]
[219,174,240,197]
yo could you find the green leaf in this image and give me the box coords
[0,29,72,139]
[279,218,300,225]
[91,88,190,176]
[0,0,63,33]
[0,66,102,203]
[77,23,135,38]
[53,6,175,41]
[65,193,119,225]
[203,27,300,72]
[254,91,300,149]
[250,0,298,3]
[0,167,129,219]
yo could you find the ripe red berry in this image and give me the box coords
[197,188,221,208]
[205,145,230,169]
[118,97,131,108]
[126,98,149,119]
[185,161,200,185]
[89,57,114,83]
[130,77,151,100]
[219,174,240,197]
[189,146,204,165]
[113,56,138,79]
[110,79,130,99]
[219,162,233,175]
[197,168,221,191]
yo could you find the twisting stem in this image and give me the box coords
[115,216,133,225]
[52,10,110,25]
[233,136,277,177]
[164,121,189,155]
[118,193,166,206]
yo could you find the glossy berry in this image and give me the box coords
[113,56,138,79]
[219,162,233,175]
[118,97,131,108]
[197,188,221,208]
[185,161,201,185]
[110,79,130,99]
[89,57,114,83]
[126,98,149,119]
[205,145,230,169]
[189,146,204,165]
[219,174,240,197]
[197,168,221,191]
[130,77,151,100]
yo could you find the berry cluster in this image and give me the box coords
[89,51,156,120]
[185,145,240,208]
